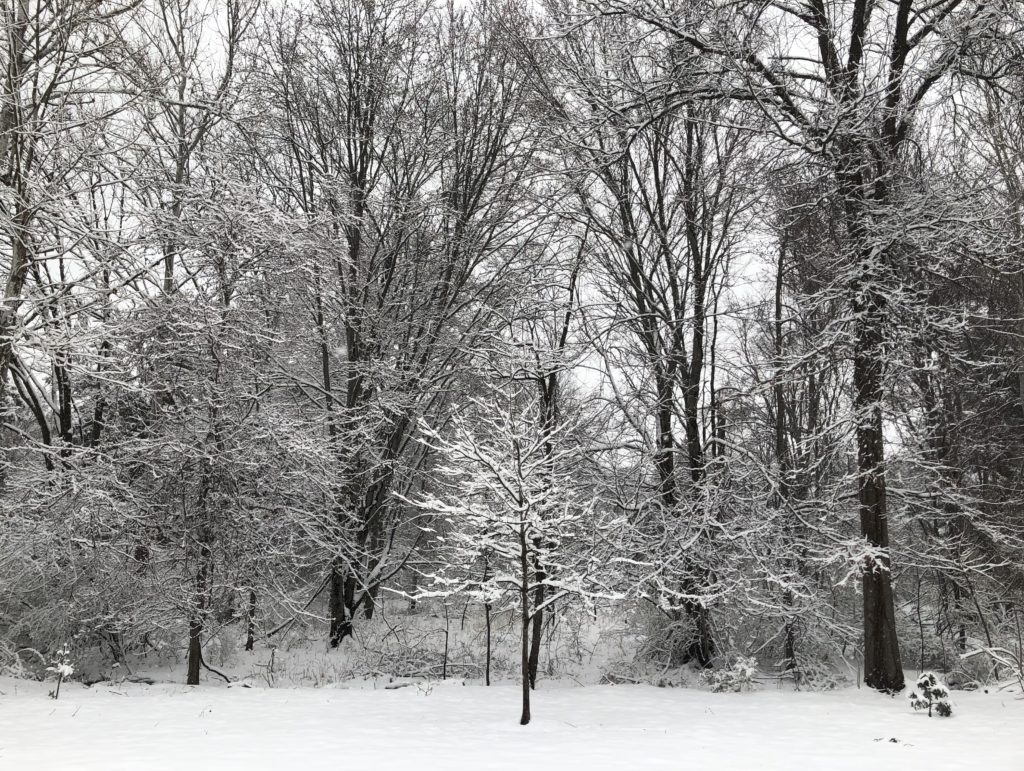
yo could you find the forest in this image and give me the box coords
[1,0,1023,736]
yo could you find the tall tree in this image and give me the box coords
[525,8,760,665]
[592,0,1017,691]
[256,0,542,645]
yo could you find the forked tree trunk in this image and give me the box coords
[654,376,713,667]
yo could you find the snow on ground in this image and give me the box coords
[1,677,1021,770]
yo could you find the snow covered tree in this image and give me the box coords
[586,0,1020,693]
[909,672,953,717]
[252,0,544,645]
[523,6,764,667]
[1,0,1022,703]
[411,381,607,725]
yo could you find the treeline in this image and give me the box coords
[1,0,1023,711]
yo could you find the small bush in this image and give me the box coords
[702,656,759,693]
[46,643,75,700]
[908,672,952,717]
[791,654,850,691]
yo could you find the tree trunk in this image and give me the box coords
[442,602,450,681]
[678,120,715,666]
[679,599,714,667]
[519,522,531,726]
[774,236,799,672]
[328,559,352,647]
[854,292,904,692]
[186,542,211,685]
[528,555,546,689]
[245,589,257,652]
[482,554,493,686]
[0,1,29,418]
[485,599,492,687]
[784,619,797,672]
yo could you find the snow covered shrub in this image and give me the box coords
[633,603,713,671]
[702,656,759,692]
[944,652,992,691]
[791,655,850,691]
[959,647,1024,694]
[46,643,75,700]
[908,672,952,717]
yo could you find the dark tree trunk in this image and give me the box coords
[186,453,216,687]
[328,559,352,648]
[656,374,706,665]
[529,367,561,690]
[678,117,715,666]
[784,620,797,672]
[853,288,904,692]
[245,589,257,652]
[363,584,379,620]
[361,508,387,621]
[951,581,968,652]
[774,236,799,672]
[833,114,904,690]
[482,555,493,686]
[442,603,450,681]
[654,374,714,667]
[186,542,211,686]
[485,599,492,687]
[519,523,531,726]
[532,557,548,688]
[0,207,33,492]
[679,599,714,667]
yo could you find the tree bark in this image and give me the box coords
[328,559,352,648]
[528,554,545,689]
[519,521,531,726]
[853,280,904,692]
[485,599,492,687]
[245,589,257,652]
[186,541,211,686]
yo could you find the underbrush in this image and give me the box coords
[10,595,1012,696]
[223,598,638,688]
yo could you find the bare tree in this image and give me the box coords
[411,381,603,725]
[255,0,543,645]
[586,0,1018,691]
[523,8,760,665]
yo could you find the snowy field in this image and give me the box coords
[1,677,1021,770]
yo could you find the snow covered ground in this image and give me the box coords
[1,677,1021,770]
